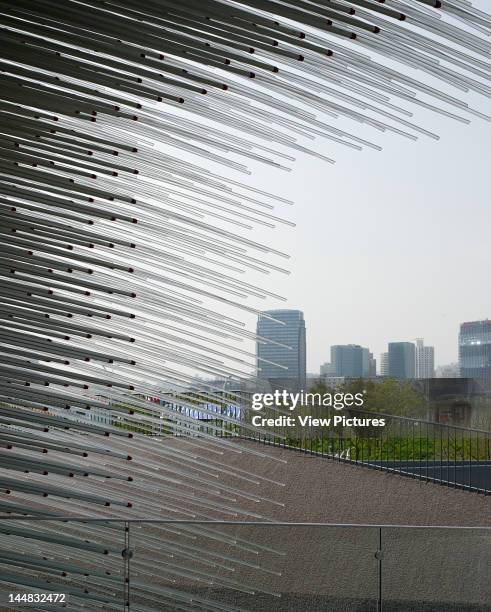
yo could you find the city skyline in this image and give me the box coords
[258,310,489,386]
[283,308,490,373]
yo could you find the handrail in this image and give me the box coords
[322,404,491,434]
[0,517,488,529]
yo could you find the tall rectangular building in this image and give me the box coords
[362,348,377,378]
[369,353,377,378]
[331,344,363,377]
[330,345,374,378]
[459,320,491,392]
[388,342,415,379]
[380,352,389,376]
[256,310,306,393]
[415,338,435,379]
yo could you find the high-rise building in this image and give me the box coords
[459,320,491,392]
[331,344,362,377]
[388,342,415,379]
[369,353,377,378]
[362,348,377,378]
[415,338,435,379]
[256,310,306,393]
[330,344,374,378]
[380,352,389,376]
[329,344,377,378]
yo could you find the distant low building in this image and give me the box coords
[65,394,112,426]
[320,376,346,389]
[320,362,334,376]
[414,378,485,428]
[436,363,460,378]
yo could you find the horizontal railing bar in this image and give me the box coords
[0,518,489,529]
[330,405,491,434]
[161,395,491,434]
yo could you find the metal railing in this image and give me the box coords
[210,405,491,494]
[0,518,489,611]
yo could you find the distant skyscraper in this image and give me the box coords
[326,344,377,378]
[459,320,491,392]
[256,310,306,393]
[415,338,435,379]
[330,344,373,378]
[362,348,377,378]
[368,353,377,378]
[388,342,415,379]
[380,352,389,376]
[331,345,362,377]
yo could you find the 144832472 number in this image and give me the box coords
[8,593,67,604]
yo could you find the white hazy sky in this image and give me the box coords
[244,85,490,371]
[237,5,490,371]
[155,1,490,374]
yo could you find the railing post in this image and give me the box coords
[454,426,457,488]
[376,526,383,612]
[469,430,472,490]
[123,521,131,611]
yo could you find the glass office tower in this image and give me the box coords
[330,345,375,378]
[459,320,491,392]
[388,342,416,379]
[256,310,306,393]
[331,345,362,377]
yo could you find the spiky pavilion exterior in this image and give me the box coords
[0,0,489,609]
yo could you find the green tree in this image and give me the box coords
[343,378,427,417]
